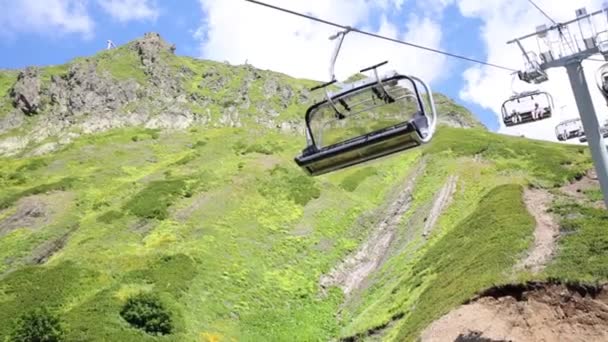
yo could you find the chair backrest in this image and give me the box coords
[306,74,423,149]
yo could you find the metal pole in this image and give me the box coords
[565,61,608,207]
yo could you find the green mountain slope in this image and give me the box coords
[0,34,605,341]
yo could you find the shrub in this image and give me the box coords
[260,166,320,206]
[97,210,124,223]
[17,158,48,172]
[339,167,377,192]
[123,179,187,220]
[192,140,207,149]
[120,293,173,335]
[9,307,64,342]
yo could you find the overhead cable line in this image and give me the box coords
[244,0,519,72]
[526,0,557,25]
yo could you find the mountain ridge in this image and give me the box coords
[0,32,483,157]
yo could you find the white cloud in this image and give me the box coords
[0,0,94,38]
[195,0,447,89]
[456,0,608,143]
[97,0,159,22]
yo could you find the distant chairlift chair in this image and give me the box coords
[294,29,438,176]
[555,118,585,141]
[501,90,554,127]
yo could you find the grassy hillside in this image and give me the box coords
[0,35,605,341]
[0,121,603,341]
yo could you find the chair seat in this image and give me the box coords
[295,115,427,176]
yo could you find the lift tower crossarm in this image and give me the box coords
[506,8,604,45]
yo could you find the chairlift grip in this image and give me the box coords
[360,61,389,73]
[372,68,394,103]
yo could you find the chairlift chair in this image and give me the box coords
[579,120,608,142]
[294,29,437,176]
[513,42,548,84]
[555,118,584,141]
[501,90,554,127]
[595,62,608,104]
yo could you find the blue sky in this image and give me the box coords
[3,0,605,137]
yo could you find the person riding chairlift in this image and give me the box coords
[532,102,542,120]
[511,109,520,124]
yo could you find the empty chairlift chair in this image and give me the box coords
[555,118,584,141]
[294,29,437,176]
[501,90,554,127]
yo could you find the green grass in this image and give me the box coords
[0,122,603,341]
[340,167,379,192]
[0,70,18,117]
[0,70,17,97]
[392,184,534,340]
[0,261,98,338]
[545,202,608,280]
[425,126,590,186]
[583,188,604,202]
[0,177,76,210]
[40,64,69,86]
[95,47,148,84]
[124,178,185,220]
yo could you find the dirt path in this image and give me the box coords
[513,188,559,274]
[423,175,458,238]
[319,161,426,296]
[420,282,608,342]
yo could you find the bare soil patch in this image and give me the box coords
[514,188,559,273]
[421,281,608,342]
[423,175,458,238]
[0,191,72,236]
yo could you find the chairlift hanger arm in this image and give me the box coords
[514,39,534,65]
[328,27,352,81]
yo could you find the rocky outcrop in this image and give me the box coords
[130,32,181,96]
[50,62,139,116]
[11,67,42,115]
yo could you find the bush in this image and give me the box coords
[123,179,187,220]
[120,293,173,335]
[9,307,64,342]
[260,166,320,206]
[97,210,124,223]
[339,167,377,192]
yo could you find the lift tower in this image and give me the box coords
[508,6,608,208]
